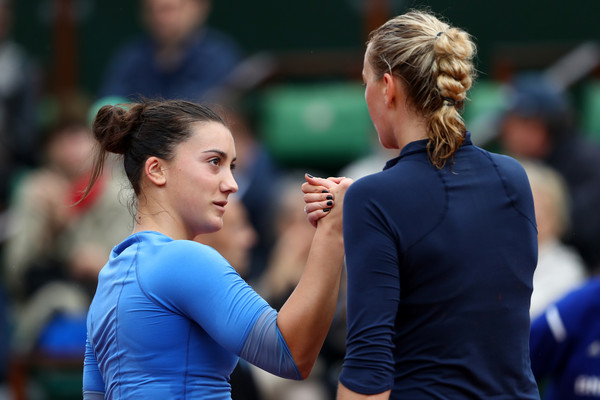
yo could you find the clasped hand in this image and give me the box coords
[301,174,353,228]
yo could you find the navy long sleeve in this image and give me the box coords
[339,134,540,399]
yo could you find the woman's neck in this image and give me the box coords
[392,111,429,151]
[134,200,189,241]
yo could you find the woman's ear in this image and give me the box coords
[144,156,167,186]
[383,72,397,107]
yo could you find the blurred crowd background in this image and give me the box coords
[0,0,598,399]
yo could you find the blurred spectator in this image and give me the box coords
[2,118,131,356]
[339,135,398,181]
[0,0,40,212]
[195,196,257,279]
[195,196,262,400]
[254,173,343,400]
[98,0,242,102]
[0,280,9,388]
[499,73,600,273]
[530,277,600,399]
[221,104,282,284]
[257,174,317,310]
[522,160,587,319]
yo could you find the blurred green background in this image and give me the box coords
[11,0,600,97]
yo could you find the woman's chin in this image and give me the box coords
[192,220,224,238]
[207,219,225,234]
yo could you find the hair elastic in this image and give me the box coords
[442,96,456,107]
[436,31,444,39]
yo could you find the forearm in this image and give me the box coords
[277,218,344,378]
[337,382,391,400]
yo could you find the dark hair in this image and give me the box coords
[504,73,574,141]
[367,10,476,168]
[83,99,226,199]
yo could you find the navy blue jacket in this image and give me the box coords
[339,133,540,399]
[99,28,241,102]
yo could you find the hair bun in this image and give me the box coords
[92,104,133,155]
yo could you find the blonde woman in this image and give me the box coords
[335,10,540,400]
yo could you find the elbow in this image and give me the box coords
[297,364,313,380]
[294,357,317,380]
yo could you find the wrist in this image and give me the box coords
[314,219,344,244]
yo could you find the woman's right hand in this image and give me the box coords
[302,174,353,228]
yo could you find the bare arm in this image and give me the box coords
[276,174,352,379]
[337,382,391,400]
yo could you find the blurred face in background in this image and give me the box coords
[500,114,551,159]
[47,124,95,179]
[195,198,257,277]
[531,184,559,244]
[143,0,209,47]
[526,167,569,245]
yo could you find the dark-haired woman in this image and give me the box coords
[81,99,351,399]
[335,10,540,399]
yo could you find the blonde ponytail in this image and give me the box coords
[428,27,476,168]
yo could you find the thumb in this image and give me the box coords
[327,176,347,184]
[305,173,335,189]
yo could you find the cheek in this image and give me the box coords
[365,93,389,143]
[175,173,211,206]
[365,86,377,112]
[181,168,212,190]
[365,90,381,126]
[365,84,386,123]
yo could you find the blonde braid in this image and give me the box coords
[429,27,476,168]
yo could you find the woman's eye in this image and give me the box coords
[230,163,237,172]
[209,158,221,166]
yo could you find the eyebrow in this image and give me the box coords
[203,149,237,163]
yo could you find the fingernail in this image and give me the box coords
[323,208,331,212]
[327,201,333,206]
[322,190,329,193]
[326,195,333,200]
[306,173,314,178]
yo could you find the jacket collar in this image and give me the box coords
[384,132,472,170]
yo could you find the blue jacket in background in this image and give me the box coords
[530,278,600,400]
[99,28,241,102]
